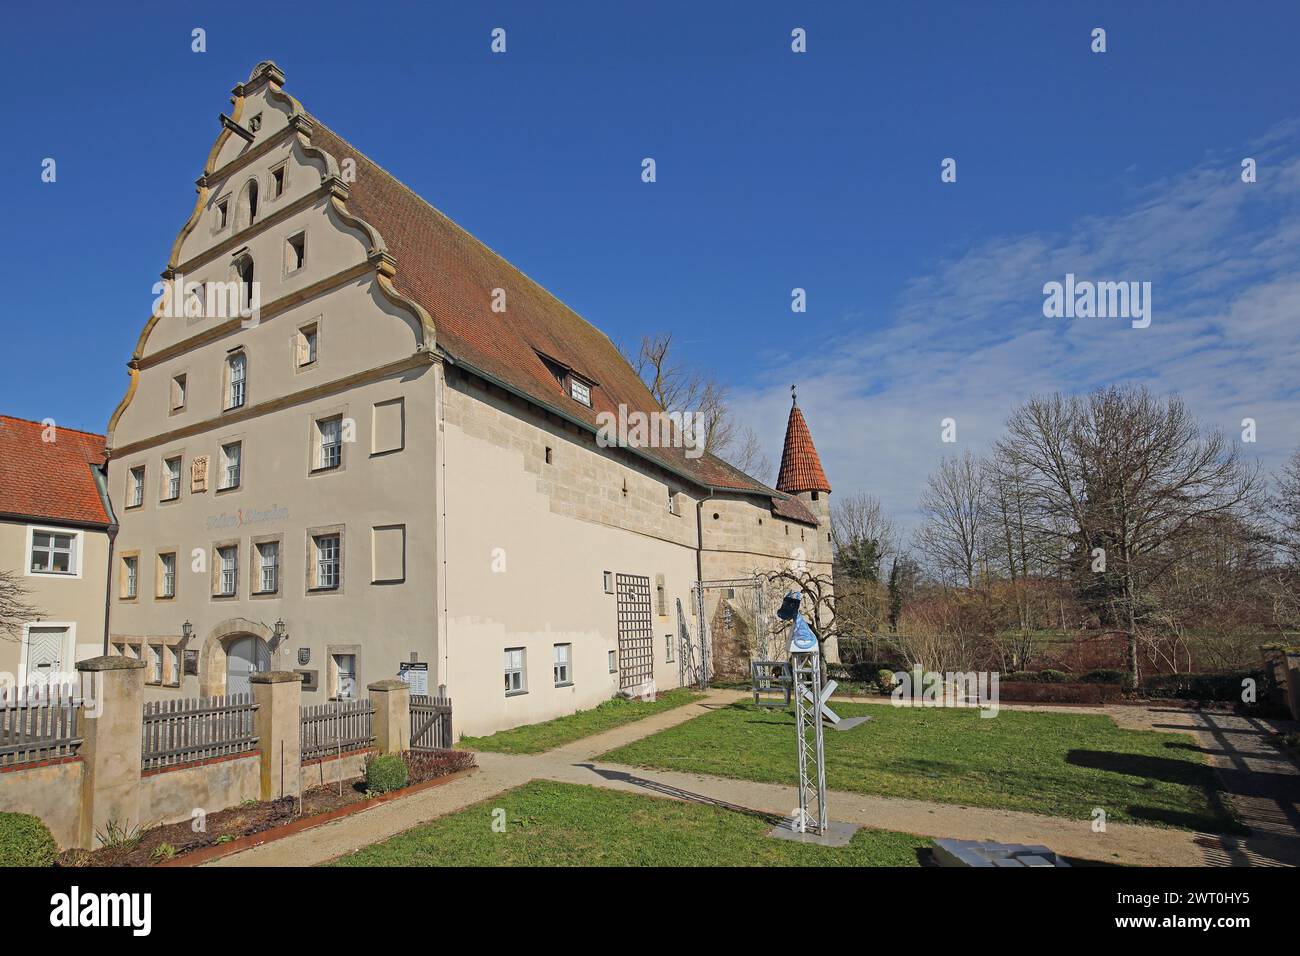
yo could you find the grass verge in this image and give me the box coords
[459,688,704,754]
[601,700,1240,832]
[328,779,929,866]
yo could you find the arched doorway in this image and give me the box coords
[225,635,271,696]
[199,619,277,697]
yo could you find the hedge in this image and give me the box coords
[1141,671,1268,703]
[0,813,58,867]
[364,753,409,794]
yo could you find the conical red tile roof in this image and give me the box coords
[776,401,830,494]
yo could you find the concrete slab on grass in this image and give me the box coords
[830,715,872,732]
[767,815,860,848]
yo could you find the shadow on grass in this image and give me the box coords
[577,763,783,825]
[1066,749,1244,834]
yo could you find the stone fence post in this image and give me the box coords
[369,679,410,754]
[76,655,146,850]
[250,671,303,800]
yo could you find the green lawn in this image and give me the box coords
[328,780,929,866]
[601,701,1240,833]
[459,689,705,754]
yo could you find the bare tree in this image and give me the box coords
[915,451,990,588]
[1275,447,1300,564]
[630,331,771,481]
[1,570,41,644]
[997,386,1262,685]
[831,492,897,565]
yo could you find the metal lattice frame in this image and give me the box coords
[791,650,828,834]
[615,573,654,691]
[692,575,771,689]
[676,598,703,690]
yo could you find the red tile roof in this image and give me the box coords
[0,416,111,527]
[776,402,831,495]
[307,118,819,524]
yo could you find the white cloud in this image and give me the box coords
[734,123,1300,535]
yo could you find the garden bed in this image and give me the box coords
[57,749,476,867]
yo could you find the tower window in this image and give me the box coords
[216,199,228,230]
[271,165,285,198]
[245,179,259,223]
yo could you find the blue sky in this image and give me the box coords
[2,1,1298,525]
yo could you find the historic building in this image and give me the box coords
[0,416,113,688]
[104,62,832,736]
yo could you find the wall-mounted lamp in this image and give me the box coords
[179,620,193,648]
[270,618,288,652]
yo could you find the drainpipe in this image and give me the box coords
[102,521,118,656]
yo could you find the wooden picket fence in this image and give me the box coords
[300,699,375,761]
[141,693,259,771]
[409,695,453,751]
[0,684,83,767]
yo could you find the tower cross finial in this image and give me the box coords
[791,384,797,406]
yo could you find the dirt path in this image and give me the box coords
[208,689,1300,867]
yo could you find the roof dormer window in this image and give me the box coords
[569,377,591,407]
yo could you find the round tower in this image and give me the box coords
[775,386,831,529]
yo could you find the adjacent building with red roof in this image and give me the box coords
[0,416,113,687]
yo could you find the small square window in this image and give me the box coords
[553,644,572,686]
[505,647,527,695]
[608,650,617,674]
[271,165,285,198]
[602,571,614,594]
[29,529,78,575]
[665,634,674,663]
[216,199,229,229]
[544,446,553,465]
[569,378,591,406]
[171,374,187,411]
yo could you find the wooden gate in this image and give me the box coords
[615,573,654,692]
[410,695,452,751]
